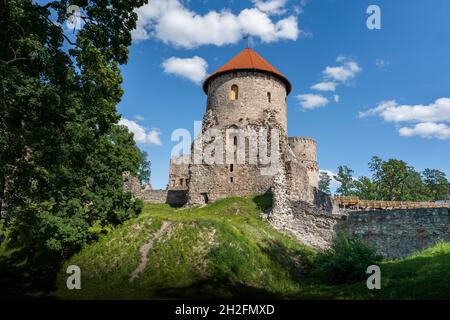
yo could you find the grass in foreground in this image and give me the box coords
[54,196,450,299]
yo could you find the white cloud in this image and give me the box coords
[162,56,208,84]
[252,0,288,15]
[296,94,329,110]
[360,98,450,140]
[118,118,162,146]
[310,81,337,92]
[147,129,163,145]
[132,0,300,48]
[134,115,145,121]
[305,56,361,109]
[359,98,450,123]
[399,123,450,140]
[323,58,362,82]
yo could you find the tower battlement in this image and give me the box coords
[288,136,317,144]
[288,136,317,163]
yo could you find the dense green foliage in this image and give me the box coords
[335,156,449,201]
[54,197,450,300]
[0,0,147,291]
[423,168,449,201]
[318,171,332,195]
[137,150,151,185]
[334,166,355,196]
[314,234,382,284]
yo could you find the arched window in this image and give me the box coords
[267,92,271,103]
[229,85,238,101]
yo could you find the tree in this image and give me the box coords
[319,171,332,195]
[334,166,355,197]
[402,169,429,201]
[138,150,151,186]
[423,169,449,201]
[367,157,428,201]
[338,156,448,201]
[0,0,147,289]
[380,159,411,201]
[353,176,377,200]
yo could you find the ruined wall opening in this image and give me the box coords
[230,164,234,172]
[267,92,271,103]
[201,192,209,204]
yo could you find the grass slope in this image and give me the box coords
[55,196,450,300]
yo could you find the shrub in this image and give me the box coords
[314,234,382,284]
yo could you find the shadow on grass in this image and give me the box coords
[258,239,313,283]
[0,252,57,299]
[323,248,450,300]
[252,193,273,212]
[152,278,281,299]
[376,251,450,299]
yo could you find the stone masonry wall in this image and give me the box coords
[139,189,187,206]
[346,208,450,258]
[139,190,168,203]
[270,199,347,250]
[188,163,275,204]
[270,201,450,259]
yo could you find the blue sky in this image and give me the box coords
[116,0,450,189]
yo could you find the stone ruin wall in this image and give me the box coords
[168,155,190,191]
[188,163,276,205]
[346,208,450,258]
[270,186,450,258]
[123,164,188,207]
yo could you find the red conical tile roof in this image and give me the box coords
[203,48,292,95]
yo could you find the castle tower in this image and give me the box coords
[187,48,292,205]
[202,48,291,132]
[288,137,319,188]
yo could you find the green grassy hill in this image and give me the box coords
[55,196,450,300]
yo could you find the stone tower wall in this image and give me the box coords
[285,160,315,203]
[187,163,276,204]
[187,125,288,205]
[205,71,288,131]
[288,137,319,188]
